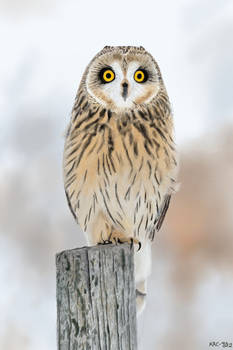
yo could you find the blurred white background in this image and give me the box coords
[1,1,233,349]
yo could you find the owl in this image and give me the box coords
[63,46,178,315]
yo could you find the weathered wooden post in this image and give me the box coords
[56,243,137,350]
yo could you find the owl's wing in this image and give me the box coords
[149,194,171,241]
[155,194,171,231]
[65,189,78,222]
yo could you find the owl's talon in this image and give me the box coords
[98,239,112,245]
[115,236,141,251]
[99,232,141,250]
[130,238,134,249]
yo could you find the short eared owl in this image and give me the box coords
[63,46,178,315]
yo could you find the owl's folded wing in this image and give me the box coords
[155,194,171,231]
[65,189,78,222]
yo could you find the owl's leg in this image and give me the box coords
[106,230,141,250]
[86,211,141,247]
[85,211,128,245]
[85,211,112,245]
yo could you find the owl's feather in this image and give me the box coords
[156,194,171,231]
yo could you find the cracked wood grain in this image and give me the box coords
[56,243,137,350]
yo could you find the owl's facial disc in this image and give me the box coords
[86,59,160,110]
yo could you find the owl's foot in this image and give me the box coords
[98,231,141,251]
[116,237,141,251]
[97,239,113,245]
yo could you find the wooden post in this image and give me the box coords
[56,243,138,350]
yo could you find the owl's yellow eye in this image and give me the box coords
[101,69,115,83]
[134,69,148,83]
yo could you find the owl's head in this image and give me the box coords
[82,46,165,111]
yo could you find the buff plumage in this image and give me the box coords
[63,46,178,315]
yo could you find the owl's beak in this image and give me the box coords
[121,81,128,101]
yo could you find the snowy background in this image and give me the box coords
[1,1,233,349]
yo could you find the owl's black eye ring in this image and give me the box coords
[99,68,115,83]
[134,69,148,83]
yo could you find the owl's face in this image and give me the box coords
[85,46,163,110]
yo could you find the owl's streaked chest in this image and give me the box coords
[64,108,176,237]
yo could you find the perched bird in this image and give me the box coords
[63,46,178,315]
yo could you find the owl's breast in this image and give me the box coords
[64,108,177,239]
[93,121,173,239]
